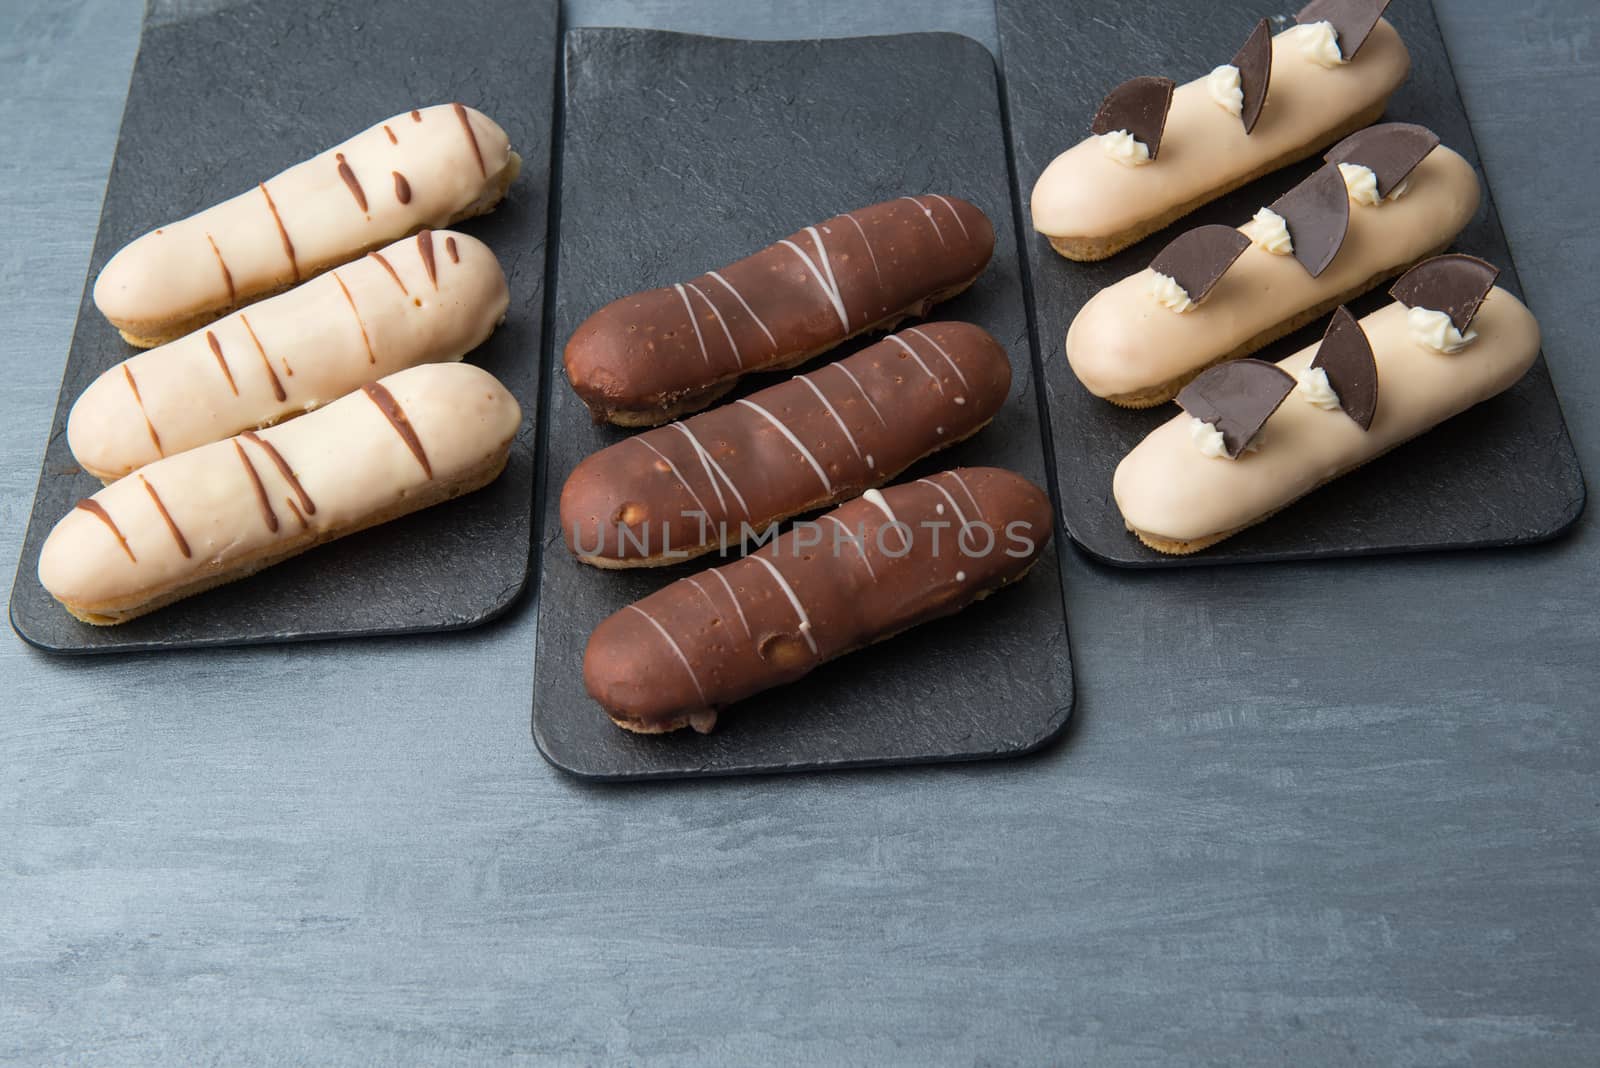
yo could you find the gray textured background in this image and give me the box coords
[2,0,1597,1063]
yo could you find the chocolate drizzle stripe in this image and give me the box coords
[233,440,278,533]
[139,475,190,558]
[258,182,299,280]
[392,171,411,205]
[74,499,135,563]
[335,152,368,213]
[285,498,309,530]
[445,236,459,264]
[205,233,236,303]
[361,382,432,478]
[368,251,409,295]
[383,124,398,144]
[409,109,422,122]
[240,314,287,402]
[242,430,316,515]
[122,365,163,456]
[416,229,438,289]
[205,330,239,395]
[451,103,487,177]
[332,272,377,364]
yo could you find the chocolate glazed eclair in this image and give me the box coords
[564,195,995,426]
[561,322,1012,568]
[584,467,1053,734]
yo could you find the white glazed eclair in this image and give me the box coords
[94,104,519,347]
[39,362,522,624]
[1067,140,1480,408]
[1113,285,1539,554]
[1032,12,1410,261]
[70,230,508,483]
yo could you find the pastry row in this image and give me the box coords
[42,106,529,622]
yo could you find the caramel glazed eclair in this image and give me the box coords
[585,467,1053,734]
[562,322,1011,568]
[1032,0,1410,261]
[94,104,520,347]
[563,195,995,426]
[1115,255,1539,554]
[39,363,521,624]
[1067,123,1479,408]
[71,230,508,483]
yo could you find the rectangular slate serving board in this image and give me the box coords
[995,0,1585,566]
[9,0,559,652]
[531,28,1074,780]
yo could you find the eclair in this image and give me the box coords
[1114,256,1538,554]
[70,230,508,483]
[561,322,1012,568]
[563,196,995,426]
[94,104,519,347]
[1032,0,1409,261]
[584,467,1053,734]
[39,363,521,624]
[1067,124,1480,407]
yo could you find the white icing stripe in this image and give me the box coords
[862,487,898,525]
[710,568,753,640]
[686,282,743,369]
[797,375,863,460]
[707,270,777,353]
[834,363,887,427]
[628,605,707,704]
[685,575,721,618]
[637,437,710,518]
[668,425,725,515]
[917,477,969,527]
[779,235,849,331]
[824,514,876,580]
[906,327,970,390]
[751,555,819,655]
[669,422,749,517]
[927,194,970,241]
[861,486,910,554]
[945,470,985,524]
[673,283,711,366]
[903,196,946,248]
[885,334,945,394]
[736,398,833,494]
[842,213,882,285]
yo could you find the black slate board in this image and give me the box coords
[995,0,1585,566]
[9,0,559,652]
[531,29,1074,780]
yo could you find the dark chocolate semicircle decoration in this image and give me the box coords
[1324,122,1440,198]
[1175,359,1297,459]
[1389,254,1501,333]
[1090,76,1176,159]
[1311,305,1379,430]
[1296,0,1393,60]
[1149,225,1251,306]
[1232,19,1273,135]
[1269,163,1349,278]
